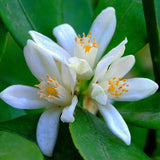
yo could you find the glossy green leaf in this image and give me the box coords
[0,0,32,47]
[0,19,8,61]
[70,108,151,160]
[0,131,43,160]
[94,0,147,55]
[0,114,40,140]
[62,0,93,34]
[118,92,160,129]
[0,114,82,160]
[0,0,62,47]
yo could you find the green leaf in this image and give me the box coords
[0,114,82,160]
[0,0,63,47]
[128,124,148,150]
[70,108,151,160]
[0,100,26,122]
[0,114,40,141]
[118,92,160,129]
[0,18,8,61]
[94,0,147,55]
[0,131,43,160]
[62,0,93,34]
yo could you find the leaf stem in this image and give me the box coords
[142,0,160,87]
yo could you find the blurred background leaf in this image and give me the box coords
[0,0,93,48]
[0,114,82,160]
[62,0,93,34]
[0,18,8,61]
[117,92,160,129]
[0,131,43,160]
[0,0,62,47]
[70,108,151,160]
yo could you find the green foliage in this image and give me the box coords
[70,109,151,160]
[62,0,93,34]
[0,131,43,160]
[0,0,93,48]
[0,114,82,160]
[118,93,160,129]
[0,19,8,61]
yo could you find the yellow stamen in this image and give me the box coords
[75,32,99,54]
[108,85,115,91]
[46,87,58,96]
[84,45,92,53]
[107,77,129,98]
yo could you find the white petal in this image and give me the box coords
[89,7,116,61]
[102,38,128,61]
[61,96,78,123]
[0,85,49,109]
[24,40,61,82]
[111,78,159,101]
[53,24,77,56]
[90,83,108,105]
[61,64,76,94]
[37,108,61,157]
[98,103,131,145]
[29,31,70,60]
[105,55,135,80]
[93,56,113,83]
[68,57,93,79]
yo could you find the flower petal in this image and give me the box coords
[37,108,61,157]
[111,78,159,101]
[90,83,108,105]
[0,85,49,109]
[102,38,128,61]
[53,24,77,56]
[24,40,61,82]
[98,103,131,145]
[104,55,135,80]
[61,63,76,94]
[68,57,93,79]
[61,96,78,123]
[29,31,70,60]
[89,7,116,61]
[93,56,113,83]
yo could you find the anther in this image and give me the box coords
[49,79,53,82]
[46,74,50,78]
[40,89,46,93]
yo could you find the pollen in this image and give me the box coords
[107,77,129,98]
[46,87,58,96]
[83,45,92,52]
[35,74,59,101]
[75,32,99,53]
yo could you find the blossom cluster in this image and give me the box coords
[0,7,158,157]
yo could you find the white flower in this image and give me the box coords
[28,7,116,79]
[0,40,77,157]
[89,39,159,145]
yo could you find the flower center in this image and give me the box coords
[35,74,59,101]
[107,77,129,98]
[75,32,99,53]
